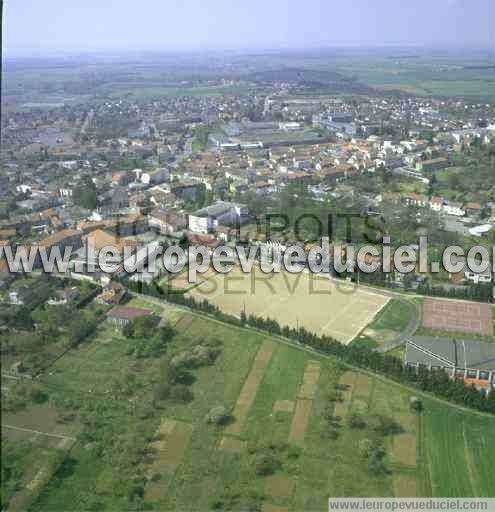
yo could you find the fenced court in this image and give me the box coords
[188,267,389,344]
[422,298,493,336]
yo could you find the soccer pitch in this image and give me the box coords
[187,266,389,344]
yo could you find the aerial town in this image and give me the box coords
[1,2,495,511]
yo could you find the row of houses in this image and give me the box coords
[383,192,486,220]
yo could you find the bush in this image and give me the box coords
[358,439,374,458]
[348,413,367,429]
[168,385,194,404]
[153,383,170,402]
[30,388,49,404]
[170,344,221,369]
[255,453,282,476]
[368,451,388,476]
[372,415,403,436]
[322,428,340,440]
[410,397,423,413]
[205,406,232,426]
[287,446,302,459]
[327,391,343,403]
[167,365,195,386]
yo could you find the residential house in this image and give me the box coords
[47,287,79,305]
[468,224,493,238]
[32,229,83,269]
[429,196,444,212]
[464,202,483,219]
[96,282,127,305]
[72,229,139,273]
[443,201,465,217]
[140,168,169,186]
[416,157,450,172]
[149,209,187,235]
[464,265,492,284]
[171,182,203,203]
[112,172,134,187]
[403,193,428,208]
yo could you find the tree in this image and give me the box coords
[372,415,403,436]
[73,177,97,210]
[124,315,160,339]
[152,383,170,404]
[348,413,367,429]
[205,406,232,426]
[168,385,193,403]
[31,306,63,338]
[410,397,423,413]
[427,174,438,197]
[255,453,281,476]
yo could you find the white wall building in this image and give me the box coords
[188,202,249,234]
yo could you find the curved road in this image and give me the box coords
[374,294,422,353]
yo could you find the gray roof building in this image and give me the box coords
[405,336,495,373]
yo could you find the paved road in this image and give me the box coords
[376,296,422,353]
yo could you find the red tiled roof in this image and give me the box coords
[107,306,153,321]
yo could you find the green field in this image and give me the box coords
[99,83,254,99]
[353,298,414,349]
[421,403,495,497]
[332,54,495,100]
[3,300,494,511]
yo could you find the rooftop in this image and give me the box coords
[107,306,154,321]
[405,336,495,373]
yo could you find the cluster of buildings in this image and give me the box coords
[1,79,495,291]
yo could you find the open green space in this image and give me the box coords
[332,54,495,100]
[353,299,414,349]
[2,298,494,510]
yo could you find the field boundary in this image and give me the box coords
[2,424,76,441]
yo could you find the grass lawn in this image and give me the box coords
[4,297,493,510]
[1,439,65,511]
[353,299,414,349]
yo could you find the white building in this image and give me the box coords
[443,201,465,217]
[140,168,169,186]
[188,202,249,234]
[468,224,493,238]
[464,267,492,284]
[279,122,302,131]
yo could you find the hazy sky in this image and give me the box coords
[4,0,495,55]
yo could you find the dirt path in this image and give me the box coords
[227,340,275,435]
[2,424,76,441]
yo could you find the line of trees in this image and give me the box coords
[356,270,493,304]
[129,280,495,414]
[416,282,493,303]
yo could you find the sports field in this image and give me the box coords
[423,298,493,336]
[187,267,389,344]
